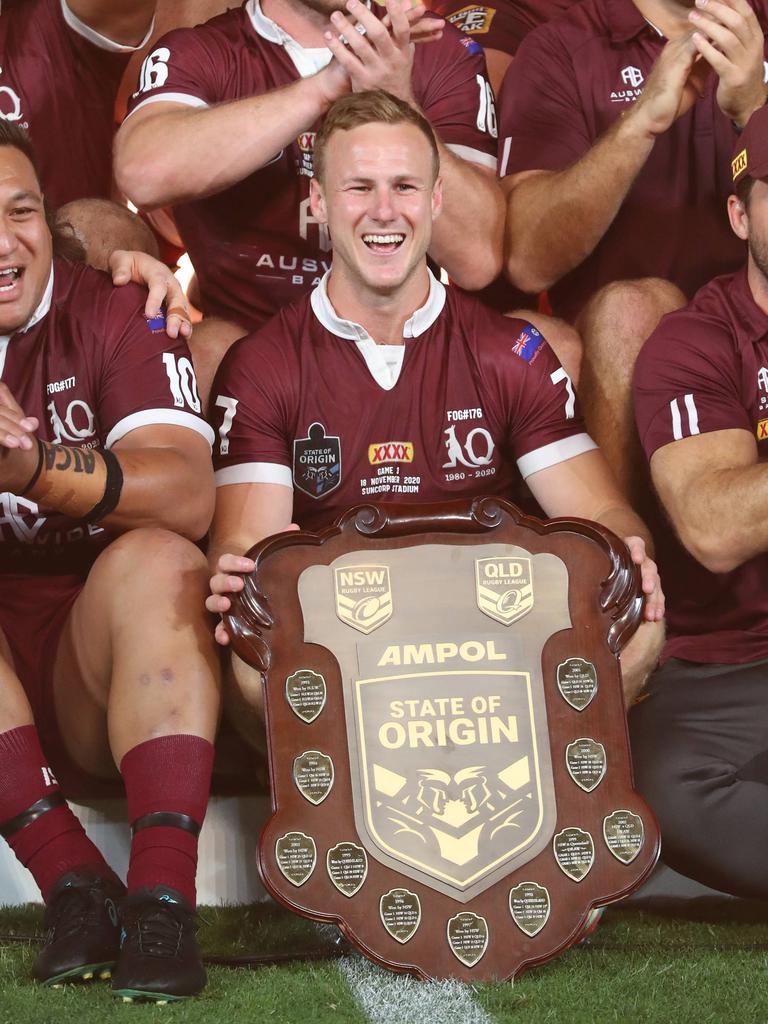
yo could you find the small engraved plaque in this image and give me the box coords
[285,669,327,723]
[553,827,595,882]
[293,750,334,805]
[603,810,644,864]
[447,912,489,968]
[275,832,317,887]
[565,738,607,792]
[557,658,598,711]
[327,842,368,897]
[508,881,551,937]
[380,888,421,944]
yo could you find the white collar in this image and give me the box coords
[0,266,54,377]
[310,269,446,342]
[246,0,332,75]
[309,270,446,390]
[24,266,54,333]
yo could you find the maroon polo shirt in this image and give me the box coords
[211,274,594,532]
[125,1,497,331]
[0,260,213,575]
[497,0,767,322]
[633,266,768,666]
[429,0,574,57]
[1,0,143,208]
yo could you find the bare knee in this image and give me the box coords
[94,528,208,601]
[508,309,583,385]
[578,278,686,362]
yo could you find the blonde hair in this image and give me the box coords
[313,90,439,183]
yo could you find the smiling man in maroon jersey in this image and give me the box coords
[0,122,219,1001]
[205,90,665,749]
[630,105,768,899]
[113,0,504,404]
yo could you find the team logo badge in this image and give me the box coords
[368,441,414,464]
[296,132,316,177]
[732,148,748,181]
[475,557,534,626]
[334,565,393,634]
[446,4,495,34]
[293,422,341,499]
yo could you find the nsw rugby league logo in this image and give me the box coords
[293,422,341,499]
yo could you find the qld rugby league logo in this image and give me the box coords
[334,565,393,634]
[475,557,533,626]
[293,422,341,499]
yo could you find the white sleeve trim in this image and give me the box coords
[105,409,215,449]
[125,93,210,120]
[215,463,294,488]
[516,433,598,479]
[61,0,153,53]
[445,143,498,170]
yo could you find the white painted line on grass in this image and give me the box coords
[338,954,495,1024]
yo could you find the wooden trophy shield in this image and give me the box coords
[224,497,660,981]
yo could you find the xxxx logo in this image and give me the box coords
[368,442,414,465]
[757,418,768,440]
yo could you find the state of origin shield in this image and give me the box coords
[224,498,660,981]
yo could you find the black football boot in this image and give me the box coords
[32,870,125,986]
[111,886,206,1003]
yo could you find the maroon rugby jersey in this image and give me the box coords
[430,0,574,57]
[125,0,499,330]
[634,267,768,666]
[210,273,596,530]
[0,259,214,575]
[0,0,148,208]
[497,0,767,321]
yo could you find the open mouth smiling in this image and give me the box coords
[361,233,405,254]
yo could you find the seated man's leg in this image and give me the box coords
[0,626,123,985]
[576,278,685,510]
[630,657,768,899]
[52,527,221,1000]
[187,317,248,415]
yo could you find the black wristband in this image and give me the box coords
[18,437,44,496]
[85,448,124,523]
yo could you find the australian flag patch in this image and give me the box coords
[146,311,167,334]
[459,34,483,56]
[511,324,545,363]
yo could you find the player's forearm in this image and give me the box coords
[503,115,656,295]
[429,149,503,289]
[5,441,213,540]
[116,78,336,209]
[591,502,655,558]
[663,464,768,573]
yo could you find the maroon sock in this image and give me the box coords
[0,725,115,901]
[121,734,214,908]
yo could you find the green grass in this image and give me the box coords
[1,904,767,1023]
